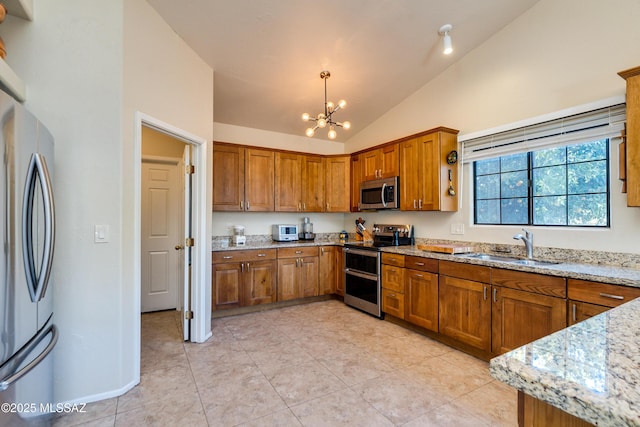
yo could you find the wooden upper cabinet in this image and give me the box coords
[350,154,362,212]
[212,144,245,211]
[302,155,325,212]
[399,128,458,211]
[618,66,640,206]
[275,152,302,211]
[361,144,399,180]
[245,148,275,211]
[324,156,350,212]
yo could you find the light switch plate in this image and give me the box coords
[450,223,465,235]
[94,224,110,243]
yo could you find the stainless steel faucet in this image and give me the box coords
[513,228,534,259]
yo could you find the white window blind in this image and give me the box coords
[461,103,626,163]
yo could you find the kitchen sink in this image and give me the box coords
[456,253,560,265]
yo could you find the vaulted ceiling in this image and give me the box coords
[147,0,540,142]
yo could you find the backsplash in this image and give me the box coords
[211,234,640,268]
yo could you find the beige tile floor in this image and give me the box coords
[54,300,517,426]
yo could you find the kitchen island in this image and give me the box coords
[490,297,640,426]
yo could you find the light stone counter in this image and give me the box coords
[489,298,640,426]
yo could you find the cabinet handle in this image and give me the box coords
[295,250,303,254]
[257,253,266,257]
[413,200,417,209]
[572,303,577,323]
[599,292,624,300]
[493,288,497,303]
[246,262,250,269]
[321,247,325,255]
[303,202,306,210]
[223,256,233,259]
[414,262,425,266]
[418,199,423,209]
[414,273,423,278]
[389,293,396,297]
[246,201,250,210]
[240,201,243,210]
[295,258,299,267]
[241,263,245,272]
[326,203,329,210]
[483,286,487,301]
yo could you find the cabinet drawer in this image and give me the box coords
[212,249,276,263]
[277,246,319,258]
[439,260,490,283]
[382,288,405,319]
[382,264,405,292]
[382,252,405,267]
[567,300,609,325]
[567,279,640,308]
[491,268,566,298]
[405,256,438,273]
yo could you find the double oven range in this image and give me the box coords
[343,224,413,318]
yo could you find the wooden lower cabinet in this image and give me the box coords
[567,278,640,325]
[381,257,406,319]
[519,391,594,427]
[336,247,345,296]
[318,246,338,295]
[567,300,608,326]
[212,249,277,310]
[439,275,491,352]
[491,286,566,355]
[277,247,319,301]
[405,269,438,332]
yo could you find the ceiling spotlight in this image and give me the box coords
[438,24,453,55]
[301,70,351,139]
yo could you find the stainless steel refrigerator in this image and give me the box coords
[0,90,57,426]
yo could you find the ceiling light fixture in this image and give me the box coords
[438,24,453,55]
[302,70,350,139]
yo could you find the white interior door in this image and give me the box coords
[141,159,181,312]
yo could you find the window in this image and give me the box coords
[474,139,609,226]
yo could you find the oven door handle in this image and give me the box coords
[345,268,378,281]
[344,248,379,258]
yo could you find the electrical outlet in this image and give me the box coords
[450,223,465,235]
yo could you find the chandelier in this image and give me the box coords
[302,70,351,139]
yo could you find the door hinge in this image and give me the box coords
[186,165,195,174]
[185,237,195,247]
[184,310,194,320]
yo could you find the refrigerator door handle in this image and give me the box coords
[0,323,58,392]
[21,153,56,303]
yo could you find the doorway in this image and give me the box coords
[134,112,210,357]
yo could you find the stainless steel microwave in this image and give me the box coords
[359,176,399,210]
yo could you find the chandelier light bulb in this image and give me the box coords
[342,121,351,130]
[317,117,327,128]
[338,99,347,109]
[305,127,315,137]
[302,112,310,121]
[326,101,334,111]
[328,127,337,140]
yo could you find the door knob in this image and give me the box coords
[175,245,184,250]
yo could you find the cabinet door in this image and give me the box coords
[350,155,361,212]
[212,262,243,310]
[277,258,300,301]
[302,155,325,212]
[300,256,319,297]
[405,269,438,332]
[382,289,404,319]
[439,275,491,352]
[245,148,274,211]
[567,300,609,326]
[275,152,302,211]
[399,138,421,210]
[336,248,345,296]
[361,149,380,181]
[244,260,277,306]
[492,286,566,355]
[416,132,441,211]
[212,144,245,211]
[382,264,404,293]
[379,143,399,178]
[318,246,337,295]
[325,156,350,212]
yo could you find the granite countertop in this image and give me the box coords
[212,239,640,288]
[489,298,640,426]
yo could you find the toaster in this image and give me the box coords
[272,224,298,242]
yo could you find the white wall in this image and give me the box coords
[1,0,125,403]
[1,0,214,404]
[342,0,640,254]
